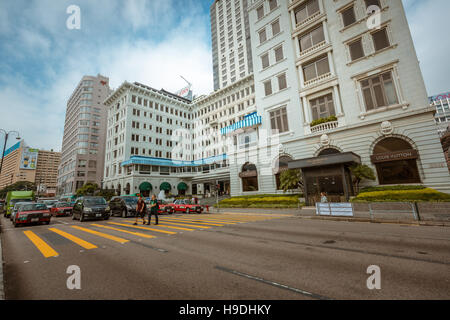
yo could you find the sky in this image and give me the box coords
[0,0,449,153]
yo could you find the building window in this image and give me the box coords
[269,0,277,11]
[342,6,356,27]
[261,53,270,69]
[274,46,284,62]
[365,0,381,10]
[272,19,281,36]
[349,38,365,61]
[299,24,325,52]
[372,27,390,51]
[371,137,421,185]
[303,55,330,82]
[310,93,335,121]
[277,73,287,91]
[240,163,259,192]
[360,71,398,111]
[257,5,264,20]
[259,29,267,44]
[264,80,272,96]
[294,0,320,25]
[270,107,289,133]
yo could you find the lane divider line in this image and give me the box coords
[49,228,97,250]
[23,231,59,258]
[71,226,129,244]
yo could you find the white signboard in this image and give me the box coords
[316,203,354,217]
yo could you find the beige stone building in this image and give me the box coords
[35,150,61,196]
[0,141,36,190]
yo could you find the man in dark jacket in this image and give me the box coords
[147,194,159,225]
[134,195,147,225]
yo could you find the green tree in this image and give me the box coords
[75,183,99,197]
[350,164,376,194]
[280,169,304,193]
[96,189,116,201]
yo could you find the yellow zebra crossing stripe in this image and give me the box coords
[151,220,211,229]
[49,228,97,250]
[107,222,177,235]
[119,220,194,231]
[160,218,226,226]
[71,226,129,244]
[23,231,58,258]
[91,224,156,239]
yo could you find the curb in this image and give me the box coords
[297,215,450,227]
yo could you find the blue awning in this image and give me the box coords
[220,112,262,135]
[121,154,227,167]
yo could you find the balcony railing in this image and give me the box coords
[310,121,339,134]
[304,72,332,88]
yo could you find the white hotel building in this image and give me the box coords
[102,0,450,204]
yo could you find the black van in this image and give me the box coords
[72,197,110,222]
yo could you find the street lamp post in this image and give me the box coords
[0,129,21,177]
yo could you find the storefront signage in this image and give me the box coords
[371,149,418,164]
[316,203,354,217]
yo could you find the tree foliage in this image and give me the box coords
[280,169,304,193]
[350,164,376,194]
[75,183,99,197]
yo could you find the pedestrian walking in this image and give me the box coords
[147,194,159,225]
[320,192,328,203]
[134,195,147,225]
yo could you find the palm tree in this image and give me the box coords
[280,169,304,193]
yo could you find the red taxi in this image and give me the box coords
[12,203,52,227]
[50,202,73,217]
[171,199,203,214]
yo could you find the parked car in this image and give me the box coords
[109,196,138,217]
[12,203,51,227]
[170,199,203,214]
[50,202,73,217]
[10,202,32,221]
[72,197,110,222]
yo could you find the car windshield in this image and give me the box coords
[56,202,71,207]
[21,204,48,211]
[124,198,138,205]
[10,199,33,206]
[85,198,107,206]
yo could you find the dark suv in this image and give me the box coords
[109,196,138,217]
[72,197,110,222]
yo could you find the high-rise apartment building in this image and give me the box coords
[57,75,112,195]
[211,0,254,90]
[35,149,61,196]
[0,141,37,190]
[429,91,450,137]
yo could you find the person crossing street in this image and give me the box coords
[147,194,159,225]
[134,195,147,225]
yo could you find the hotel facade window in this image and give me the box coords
[270,107,289,134]
[349,38,365,61]
[271,20,281,36]
[372,27,390,51]
[341,6,356,27]
[310,94,335,121]
[360,71,398,111]
[371,137,421,185]
[303,55,330,82]
[294,0,320,25]
[299,25,325,52]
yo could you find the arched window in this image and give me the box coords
[371,137,421,184]
[240,162,259,192]
[274,156,293,190]
[117,184,121,196]
[125,183,131,195]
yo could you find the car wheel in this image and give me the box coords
[45,221,50,225]
[104,215,110,220]
[122,209,127,218]
[186,208,190,214]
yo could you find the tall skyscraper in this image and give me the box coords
[57,75,112,195]
[210,0,253,91]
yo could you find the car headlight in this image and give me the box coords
[84,208,92,213]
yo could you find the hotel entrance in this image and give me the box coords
[289,151,361,206]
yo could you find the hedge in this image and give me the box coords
[352,188,450,202]
[359,185,426,193]
[217,194,303,208]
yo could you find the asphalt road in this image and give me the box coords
[1,212,449,300]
